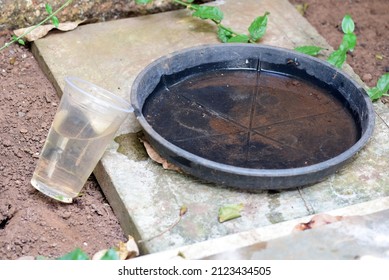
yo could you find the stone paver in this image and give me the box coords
[137,196,389,259]
[33,0,389,255]
[205,208,389,260]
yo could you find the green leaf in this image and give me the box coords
[327,49,347,68]
[376,72,389,93]
[12,35,25,46]
[248,12,270,41]
[217,26,233,43]
[218,203,244,223]
[339,33,357,51]
[367,87,382,101]
[100,248,120,260]
[192,6,224,22]
[341,14,355,34]
[135,0,153,4]
[45,3,53,14]
[57,248,89,260]
[294,45,324,56]
[51,16,60,28]
[227,34,250,43]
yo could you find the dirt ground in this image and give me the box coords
[1,0,388,260]
[289,0,389,99]
[0,31,126,260]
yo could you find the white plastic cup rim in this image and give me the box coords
[65,76,134,113]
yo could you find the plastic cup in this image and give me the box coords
[31,77,132,203]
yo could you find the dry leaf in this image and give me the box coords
[295,3,309,16]
[13,21,84,42]
[140,138,181,172]
[293,213,343,231]
[180,205,188,217]
[117,235,139,260]
[91,235,139,260]
[375,54,384,60]
[92,249,108,260]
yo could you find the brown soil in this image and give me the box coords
[0,31,126,260]
[289,0,389,103]
[0,0,388,260]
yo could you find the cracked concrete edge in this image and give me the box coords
[94,160,149,255]
[31,43,64,98]
[136,196,389,259]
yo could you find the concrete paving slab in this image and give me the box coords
[205,208,389,260]
[137,196,389,260]
[33,0,389,255]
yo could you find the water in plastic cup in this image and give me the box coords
[31,77,132,203]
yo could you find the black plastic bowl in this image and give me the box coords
[131,44,375,190]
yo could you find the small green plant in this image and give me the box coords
[57,247,119,260]
[326,14,356,68]
[295,14,356,69]
[136,0,270,43]
[57,248,90,260]
[294,45,324,56]
[294,14,388,102]
[0,0,73,52]
[45,3,61,28]
[367,73,389,101]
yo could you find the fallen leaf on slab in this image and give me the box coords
[180,205,188,217]
[218,203,244,223]
[177,251,186,259]
[140,137,181,172]
[117,235,140,260]
[13,21,84,42]
[293,213,343,231]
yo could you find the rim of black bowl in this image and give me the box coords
[130,43,375,189]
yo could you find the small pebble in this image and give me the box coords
[3,140,12,147]
[9,57,16,65]
[20,128,28,133]
[362,73,372,82]
[61,211,72,220]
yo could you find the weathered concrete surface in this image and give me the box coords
[205,208,389,260]
[33,0,389,255]
[137,196,389,260]
[207,210,389,260]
